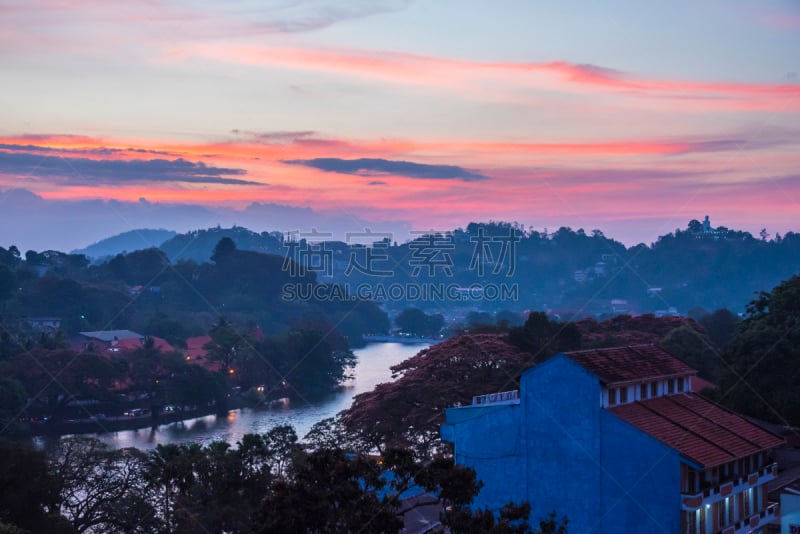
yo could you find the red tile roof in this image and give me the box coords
[565,344,696,385]
[691,376,716,393]
[183,336,220,371]
[185,335,211,356]
[609,393,784,468]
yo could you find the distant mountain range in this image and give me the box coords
[61,221,800,315]
[71,229,177,259]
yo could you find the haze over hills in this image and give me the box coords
[8,219,799,317]
[0,188,409,253]
[4,188,797,256]
[71,229,177,259]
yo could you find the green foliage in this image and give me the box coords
[204,318,252,373]
[303,416,372,453]
[272,326,355,397]
[142,312,190,348]
[0,440,66,532]
[716,275,800,425]
[211,237,237,263]
[6,348,123,421]
[0,378,28,439]
[395,307,444,338]
[659,325,717,379]
[698,308,740,348]
[49,437,156,533]
[159,227,282,263]
[0,428,562,534]
[443,505,568,534]
[508,312,582,356]
[254,448,402,534]
[0,265,17,302]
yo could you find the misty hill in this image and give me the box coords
[159,226,284,263]
[8,218,800,318]
[149,220,800,315]
[72,229,177,259]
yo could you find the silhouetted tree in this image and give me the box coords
[0,440,70,532]
[0,266,16,302]
[716,275,800,425]
[211,237,237,263]
[395,308,444,338]
[699,308,740,348]
[341,333,534,454]
[204,318,251,374]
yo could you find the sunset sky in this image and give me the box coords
[1,0,799,251]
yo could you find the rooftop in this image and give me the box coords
[609,393,784,468]
[79,330,144,342]
[108,336,174,353]
[565,344,696,386]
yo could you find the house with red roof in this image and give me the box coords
[441,344,783,534]
[106,336,174,355]
[183,335,220,372]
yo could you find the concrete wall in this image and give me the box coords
[442,402,523,509]
[783,492,800,534]
[598,408,681,532]
[442,354,682,533]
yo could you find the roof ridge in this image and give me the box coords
[564,343,657,355]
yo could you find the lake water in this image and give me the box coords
[89,342,429,450]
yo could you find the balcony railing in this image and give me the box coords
[681,463,777,510]
[720,502,779,534]
[472,390,519,406]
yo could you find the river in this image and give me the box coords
[85,342,429,450]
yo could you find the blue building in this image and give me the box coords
[441,345,784,533]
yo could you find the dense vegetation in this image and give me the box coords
[59,220,800,315]
[0,315,362,431]
[0,235,388,343]
[0,429,568,534]
[0,234,386,429]
[0,221,797,532]
[714,275,800,426]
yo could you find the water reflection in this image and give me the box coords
[80,342,428,450]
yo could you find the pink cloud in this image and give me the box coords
[169,44,800,111]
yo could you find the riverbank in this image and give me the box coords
[362,334,442,344]
[29,400,248,436]
[65,342,430,449]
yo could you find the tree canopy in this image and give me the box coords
[715,275,800,426]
